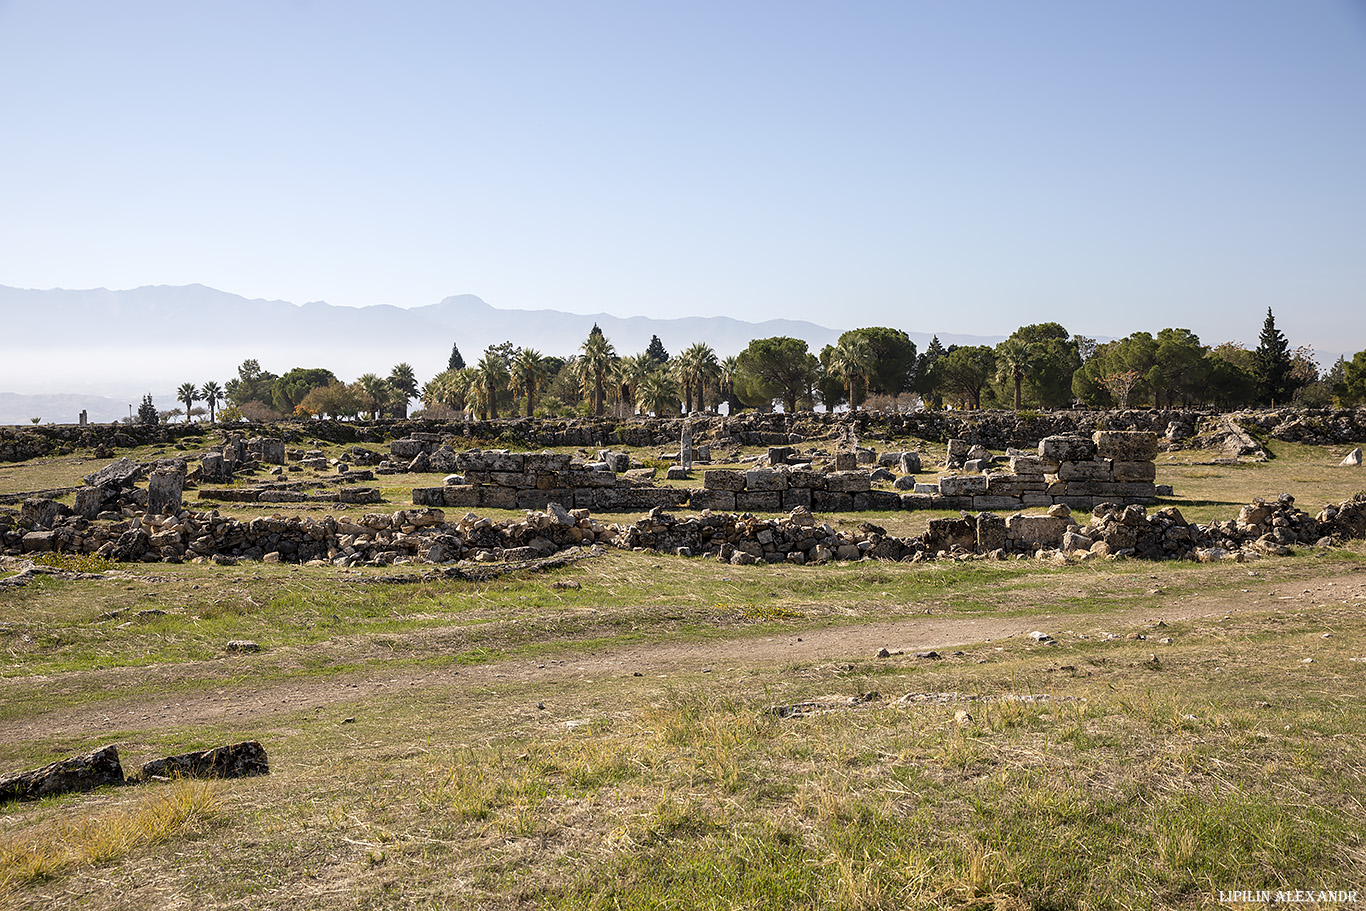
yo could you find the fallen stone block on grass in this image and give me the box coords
[0,744,125,804]
[134,740,269,782]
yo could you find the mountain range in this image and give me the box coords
[0,284,1003,425]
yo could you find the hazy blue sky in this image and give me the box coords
[1,1,1363,356]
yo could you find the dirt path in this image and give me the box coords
[7,566,1363,744]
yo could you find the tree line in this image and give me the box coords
[135,308,1366,424]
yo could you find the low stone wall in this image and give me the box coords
[8,407,1366,463]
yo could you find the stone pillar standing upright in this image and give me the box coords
[681,420,694,472]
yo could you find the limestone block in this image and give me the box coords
[946,439,970,462]
[834,452,859,471]
[524,451,574,472]
[768,446,797,465]
[1111,460,1157,482]
[1039,435,1095,463]
[1092,431,1159,462]
[898,452,922,474]
[0,745,125,803]
[489,471,534,489]
[1007,514,1069,548]
[973,495,1023,511]
[736,490,783,512]
[977,512,1007,552]
[893,475,916,490]
[1009,455,1057,476]
[135,741,268,782]
[480,486,518,509]
[863,491,901,510]
[390,439,425,459]
[826,471,871,493]
[986,475,1027,496]
[483,451,526,473]
[899,492,936,509]
[746,468,789,491]
[1341,448,1363,467]
[1022,493,1054,508]
[781,487,813,510]
[939,475,989,496]
[22,531,56,552]
[516,490,560,510]
[146,466,185,516]
[786,469,826,490]
[913,482,940,494]
[964,459,990,473]
[259,439,286,464]
[1058,460,1112,482]
[689,489,736,511]
[411,488,446,507]
[441,485,480,508]
[703,469,747,491]
[1054,495,1096,511]
[812,491,854,512]
[924,515,976,552]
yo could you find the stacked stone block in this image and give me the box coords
[411,448,687,513]
[932,431,1159,512]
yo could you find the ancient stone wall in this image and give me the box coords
[7,408,1366,463]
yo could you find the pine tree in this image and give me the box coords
[448,343,466,371]
[137,394,159,425]
[1252,308,1294,405]
[646,334,670,364]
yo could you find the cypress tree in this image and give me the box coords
[448,343,465,371]
[1252,308,1293,405]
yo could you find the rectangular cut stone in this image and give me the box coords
[934,496,974,510]
[986,475,1027,496]
[899,492,936,509]
[826,471,871,493]
[1111,460,1157,482]
[516,490,554,510]
[1007,514,1070,548]
[781,487,812,510]
[462,470,493,484]
[524,452,573,471]
[1021,493,1054,507]
[811,491,853,512]
[483,452,525,473]
[703,469,747,491]
[689,489,736,511]
[973,495,1023,511]
[785,469,826,490]
[1055,495,1095,511]
[736,490,783,512]
[977,512,1007,551]
[1092,431,1159,461]
[479,486,517,509]
[535,472,563,489]
[939,475,989,496]
[564,469,618,488]
[1058,460,1112,481]
[864,490,901,510]
[745,468,789,491]
[442,483,480,505]
[913,482,940,494]
[491,471,535,489]
[1039,435,1096,463]
[1009,455,1056,476]
[411,487,446,507]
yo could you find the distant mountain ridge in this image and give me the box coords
[0,283,1004,424]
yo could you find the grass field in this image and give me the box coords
[2,436,1365,909]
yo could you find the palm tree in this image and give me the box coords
[672,342,721,413]
[387,363,419,418]
[475,351,510,419]
[176,383,200,423]
[201,380,223,422]
[423,368,475,415]
[509,348,551,417]
[719,355,740,413]
[577,331,618,417]
[825,338,874,411]
[356,373,394,420]
[995,338,1037,410]
[689,343,721,412]
[637,370,679,416]
[615,352,658,416]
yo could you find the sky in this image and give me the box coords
[1,1,1364,359]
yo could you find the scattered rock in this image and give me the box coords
[0,745,125,804]
[134,741,269,782]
